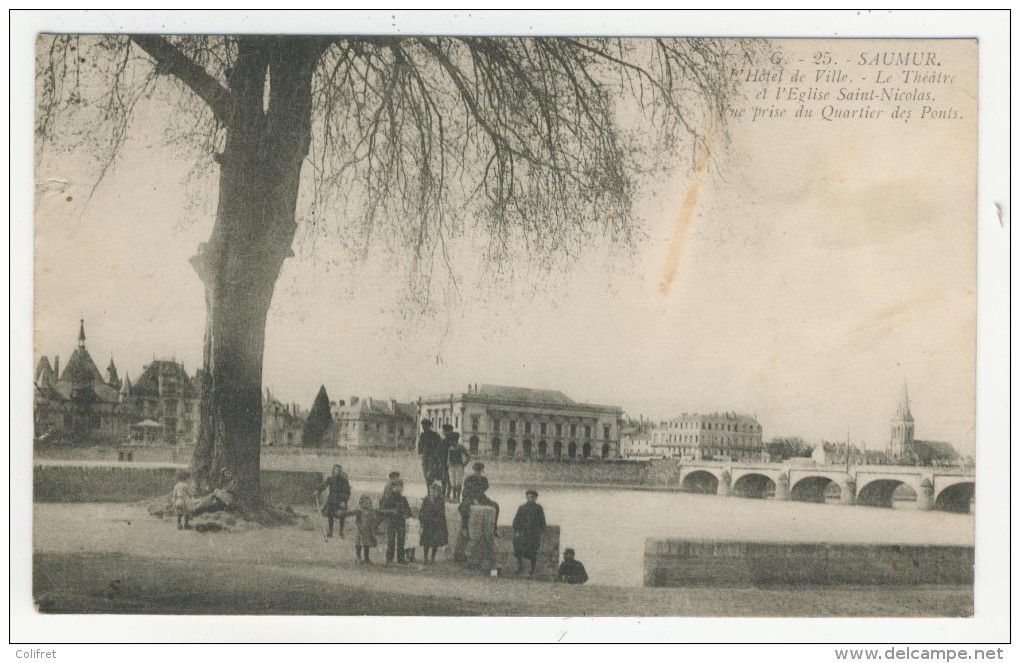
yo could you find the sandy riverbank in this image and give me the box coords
[32,504,972,617]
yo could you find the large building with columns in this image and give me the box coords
[417,384,623,460]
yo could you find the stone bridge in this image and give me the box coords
[677,461,975,512]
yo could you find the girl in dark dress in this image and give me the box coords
[418,483,449,563]
[512,489,547,577]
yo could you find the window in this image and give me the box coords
[604,424,611,440]
[471,415,480,432]
[509,420,517,434]
[584,425,591,439]
[570,424,577,437]
[540,422,547,435]
[524,421,532,435]
[555,423,563,436]
[492,418,501,433]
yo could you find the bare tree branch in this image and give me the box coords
[130,35,232,123]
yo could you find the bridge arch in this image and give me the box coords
[790,475,841,503]
[680,469,720,494]
[934,481,975,513]
[857,478,919,509]
[731,472,776,499]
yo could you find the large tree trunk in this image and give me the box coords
[190,38,323,510]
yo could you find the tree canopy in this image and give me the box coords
[38,35,750,301]
[36,33,755,507]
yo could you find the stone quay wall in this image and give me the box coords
[644,538,974,587]
[34,445,681,490]
[33,464,323,506]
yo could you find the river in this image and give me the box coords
[351,480,973,587]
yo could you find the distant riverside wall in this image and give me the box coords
[644,539,974,587]
[34,445,681,489]
[34,464,323,505]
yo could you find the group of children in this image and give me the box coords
[336,470,448,565]
[172,462,589,584]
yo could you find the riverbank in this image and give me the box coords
[33,504,972,616]
[34,445,684,490]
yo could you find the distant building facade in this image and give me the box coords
[34,320,131,444]
[418,384,623,460]
[262,389,305,446]
[35,319,202,446]
[650,412,763,460]
[329,396,417,450]
[619,418,656,459]
[123,359,201,445]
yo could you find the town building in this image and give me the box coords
[888,383,959,466]
[650,412,763,460]
[123,359,201,445]
[619,417,656,459]
[329,396,417,450]
[261,388,305,446]
[34,320,132,445]
[418,384,623,460]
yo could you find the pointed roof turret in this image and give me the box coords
[78,318,87,349]
[106,356,121,391]
[120,372,132,397]
[35,356,55,388]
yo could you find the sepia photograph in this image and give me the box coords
[11,9,1010,647]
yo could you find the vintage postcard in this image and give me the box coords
[13,10,1009,646]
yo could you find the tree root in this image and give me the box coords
[143,493,313,531]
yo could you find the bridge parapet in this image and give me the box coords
[677,460,973,512]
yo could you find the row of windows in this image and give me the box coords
[492,419,611,440]
[665,420,760,432]
[468,436,612,460]
[335,420,407,436]
[422,409,614,441]
[653,434,761,446]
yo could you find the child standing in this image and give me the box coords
[404,509,421,563]
[379,479,413,564]
[418,482,449,563]
[446,433,469,502]
[172,470,194,530]
[344,494,383,564]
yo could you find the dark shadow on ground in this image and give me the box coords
[34,552,501,615]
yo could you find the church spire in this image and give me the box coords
[898,380,913,421]
[77,318,87,349]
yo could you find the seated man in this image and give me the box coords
[557,548,589,585]
[190,468,238,514]
[458,462,499,533]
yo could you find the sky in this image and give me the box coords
[33,38,978,454]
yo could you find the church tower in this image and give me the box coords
[888,381,915,459]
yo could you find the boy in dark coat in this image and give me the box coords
[314,464,352,538]
[381,470,401,503]
[557,548,589,585]
[512,489,547,577]
[379,479,413,564]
